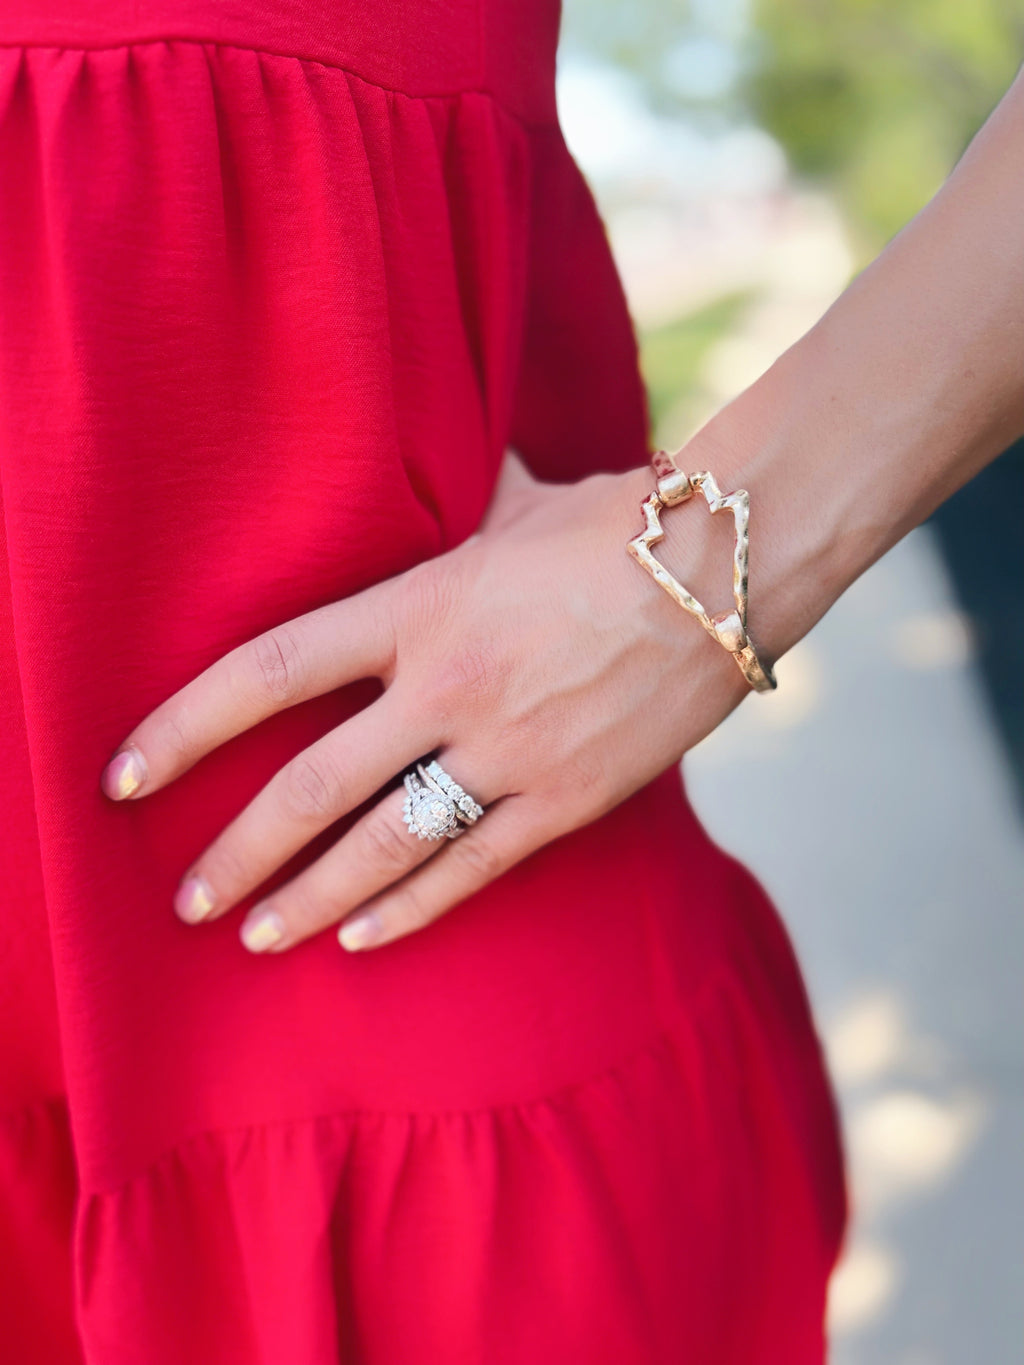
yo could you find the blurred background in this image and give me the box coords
[554,2,1023,1360]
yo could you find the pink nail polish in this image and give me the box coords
[174,874,216,925]
[240,907,285,953]
[338,912,381,952]
[101,746,148,800]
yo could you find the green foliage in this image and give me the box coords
[561,0,1023,251]
[745,0,1022,248]
[638,291,753,430]
[562,0,1021,424]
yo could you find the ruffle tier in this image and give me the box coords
[58,890,843,1363]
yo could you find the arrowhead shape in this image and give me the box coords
[627,465,777,692]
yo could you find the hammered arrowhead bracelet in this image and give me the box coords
[626,448,778,693]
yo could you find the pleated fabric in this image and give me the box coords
[0,4,848,1361]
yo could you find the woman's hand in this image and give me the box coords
[100,448,751,954]
[99,60,1024,958]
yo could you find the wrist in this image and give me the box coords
[625,352,850,679]
[675,344,856,667]
[650,67,1024,671]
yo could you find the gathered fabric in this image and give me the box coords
[0,5,847,1360]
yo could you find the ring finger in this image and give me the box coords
[235,751,503,953]
[172,692,433,926]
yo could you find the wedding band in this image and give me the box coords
[401,759,485,842]
[417,759,484,824]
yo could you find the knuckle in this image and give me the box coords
[497,702,546,760]
[384,884,434,935]
[455,831,504,883]
[431,640,505,707]
[274,879,328,936]
[201,840,251,894]
[361,812,417,872]
[280,750,343,822]
[397,559,463,638]
[156,707,194,764]
[249,626,305,704]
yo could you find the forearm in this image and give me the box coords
[632,63,1024,670]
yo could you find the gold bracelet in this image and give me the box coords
[626,449,778,693]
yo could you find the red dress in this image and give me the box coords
[0,2,848,1360]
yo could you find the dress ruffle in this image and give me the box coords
[74,915,845,1364]
[0,21,846,1362]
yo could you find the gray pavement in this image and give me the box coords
[683,524,1024,1362]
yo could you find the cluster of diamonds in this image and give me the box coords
[402,772,460,841]
[423,759,484,822]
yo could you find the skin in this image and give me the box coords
[101,64,1024,955]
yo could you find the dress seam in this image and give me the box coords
[0,33,561,131]
[79,962,738,1199]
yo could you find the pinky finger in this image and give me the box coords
[337,795,557,952]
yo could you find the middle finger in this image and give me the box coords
[173,691,433,925]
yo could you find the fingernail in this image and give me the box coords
[240,906,286,954]
[338,912,382,952]
[101,746,148,801]
[174,874,216,925]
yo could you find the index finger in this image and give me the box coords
[100,582,396,800]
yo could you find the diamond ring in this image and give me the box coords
[401,758,485,842]
[417,759,484,824]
